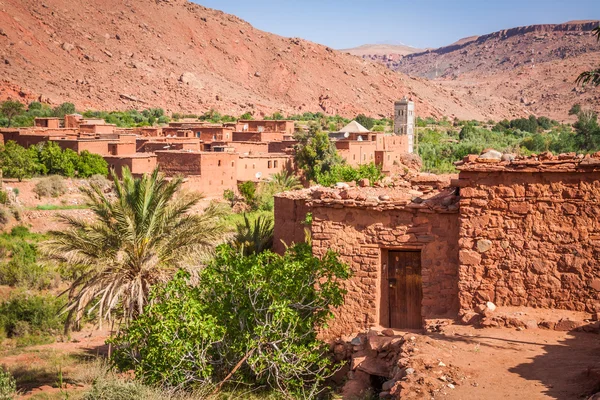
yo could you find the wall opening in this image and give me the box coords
[381,250,422,329]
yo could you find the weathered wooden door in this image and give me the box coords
[388,251,422,329]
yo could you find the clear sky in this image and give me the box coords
[193,0,600,49]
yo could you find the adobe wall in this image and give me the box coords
[273,196,311,255]
[232,131,284,142]
[155,151,203,175]
[54,139,110,156]
[274,187,460,339]
[336,141,377,166]
[268,140,297,153]
[457,166,600,315]
[237,154,292,181]
[105,155,157,177]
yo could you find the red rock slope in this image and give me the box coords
[0,0,531,120]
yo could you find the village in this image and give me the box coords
[0,98,415,198]
[0,96,599,398]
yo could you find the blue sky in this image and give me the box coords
[194,0,600,49]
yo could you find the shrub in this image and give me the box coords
[87,174,112,192]
[315,162,384,187]
[0,191,7,205]
[111,243,350,397]
[0,207,10,227]
[77,151,109,178]
[0,367,16,400]
[0,141,40,181]
[0,291,66,342]
[33,176,67,198]
[238,181,257,209]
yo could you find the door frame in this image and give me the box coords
[379,246,423,328]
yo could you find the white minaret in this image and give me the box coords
[394,97,415,153]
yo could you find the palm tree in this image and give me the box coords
[576,26,600,87]
[43,167,228,331]
[270,170,302,191]
[231,214,274,256]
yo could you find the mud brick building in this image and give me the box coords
[274,152,600,339]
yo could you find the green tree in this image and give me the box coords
[573,109,600,151]
[0,100,25,127]
[576,26,600,87]
[42,167,228,330]
[52,102,76,118]
[293,129,342,182]
[37,142,78,177]
[111,243,349,397]
[355,114,375,130]
[0,141,40,181]
[76,151,109,178]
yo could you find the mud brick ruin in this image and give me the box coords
[275,151,600,339]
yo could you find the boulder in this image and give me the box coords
[555,318,585,331]
[367,336,393,352]
[478,149,502,161]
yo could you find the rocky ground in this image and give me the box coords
[337,309,600,399]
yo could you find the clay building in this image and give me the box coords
[234,120,295,135]
[274,152,600,339]
[34,118,60,129]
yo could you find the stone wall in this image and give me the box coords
[274,187,460,339]
[457,166,600,315]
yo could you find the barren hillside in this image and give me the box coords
[0,0,504,120]
[357,21,600,120]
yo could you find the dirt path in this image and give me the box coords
[429,325,600,399]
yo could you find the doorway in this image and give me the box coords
[387,251,423,329]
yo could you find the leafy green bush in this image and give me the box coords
[0,367,16,400]
[33,176,67,198]
[77,151,109,178]
[238,181,257,209]
[315,162,384,187]
[0,291,66,343]
[111,243,350,397]
[0,141,40,181]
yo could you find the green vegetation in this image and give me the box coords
[316,163,384,187]
[42,167,228,331]
[0,367,16,400]
[83,108,170,127]
[0,226,57,290]
[293,128,342,182]
[111,243,349,397]
[0,141,108,181]
[0,291,66,346]
[0,100,24,128]
[418,110,600,173]
[231,214,274,256]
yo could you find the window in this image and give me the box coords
[274,160,278,168]
[196,132,201,137]
[231,161,234,167]
[226,133,230,139]
[213,134,216,140]
[363,154,366,160]
[245,164,248,169]
[218,160,221,166]
[268,161,272,168]
[353,154,356,160]
[253,164,256,169]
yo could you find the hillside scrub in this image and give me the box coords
[110,243,350,398]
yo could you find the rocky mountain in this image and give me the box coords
[341,43,422,57]
[353,21,600,120]
[0,0,501,120]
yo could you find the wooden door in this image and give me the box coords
[388,251,422,329]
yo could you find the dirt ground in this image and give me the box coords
[1,323,598,399]
[424,324,600,400]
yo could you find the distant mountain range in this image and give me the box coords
[347,21,600,120]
